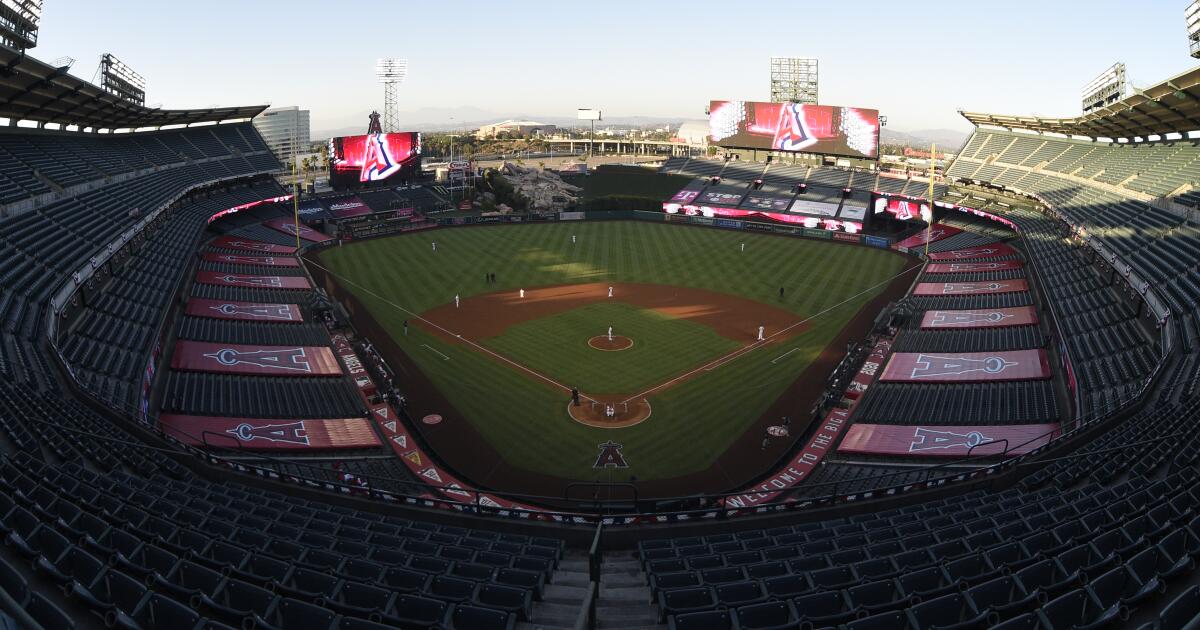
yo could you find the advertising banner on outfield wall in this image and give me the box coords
[160,414,380,450]
[837,423,1059,458]
[880,349,1050,383]
[559,212,585,221]
[865,236,890,249]
[715,218,744,229]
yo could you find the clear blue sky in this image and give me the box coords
[33,0,1198,134]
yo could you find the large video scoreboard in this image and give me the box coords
[328,132,421,190]
[709,100,879,159]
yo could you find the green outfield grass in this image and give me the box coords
[317,221,909,482]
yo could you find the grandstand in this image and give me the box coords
[3,12,1200,630]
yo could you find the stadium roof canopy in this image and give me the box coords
[960,65,1200,140]
[0,46,266,131]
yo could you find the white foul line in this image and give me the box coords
[422,344,450,361]
[307,258,923,408]
[771,348,801,364]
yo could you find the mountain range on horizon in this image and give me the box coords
[311,106,970,151]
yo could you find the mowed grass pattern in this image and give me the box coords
[318,221,909,481]
[486,302,741,394]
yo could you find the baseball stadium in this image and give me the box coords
[4,1,1200,629]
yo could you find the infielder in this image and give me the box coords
[607,286,613,298]
[519,289,525,299]
[454,294,460,308]
[757,325,765,341]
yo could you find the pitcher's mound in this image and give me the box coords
[588,335,633,351]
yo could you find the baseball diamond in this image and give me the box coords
[314,221,914,491]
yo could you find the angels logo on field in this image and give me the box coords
[929,311,1013,327]
[593,441,629,469]
[218,274,283,288]
[210,303,296,321]
[226,421,309,445]
[360,134,404,182]
[203,347,312,373]
[910,354,1018,379]
[909,427,993,453]
[941,282,1007,295]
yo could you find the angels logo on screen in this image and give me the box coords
[910,354,1018,379]
[929,311,1012,327]
[772,104,818,152]
[360,134,406,182]
[218,275,283,288]
[203,347,312,372]
[909,428,993,453]
[226,421,310,445]
[210,303,296,321]
[593,441,628,469]
[941,282,1008,295]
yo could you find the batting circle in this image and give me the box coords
[566,398,653,429]
[422,414,443,425]
[587,335,633,351]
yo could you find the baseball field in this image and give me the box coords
[315,221,913,492]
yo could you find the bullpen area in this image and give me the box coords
[313,221,915,496]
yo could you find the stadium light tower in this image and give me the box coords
[375,58,408,133]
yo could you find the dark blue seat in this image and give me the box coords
[792,591,856,625]
[1036,587,1123,630]
[385,594,447,627]
[200,578,278,627]
[474,583,533,620]
[1155,584,1200,630]
[658,586,717,622]
[732,600,799,630]
[258,597,337,630]
[668,608,732,630]
[905,592,987,630]
[715,580,766,607]
[445,603,514,630]
[964,575,1036,620]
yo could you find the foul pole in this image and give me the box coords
[925,143,936,258]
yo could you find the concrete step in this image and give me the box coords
[597,616,661,629]
[558,559,589,573]
[601,559,642,572]
[544,583,590,604]
[518,620,575,630]
[595,603,661,620]
[599,585,652,602]
[599,572,644,588]
[551,571,591,587]
[534,601,581,618]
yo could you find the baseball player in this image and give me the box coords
[572,234,577,244]
[519,289,525,299]
[431,242,437,252]
[454,294,460,308]
[757,325,765,341]
[740,243,745,252]
[607,326,613,342]
[607,286,613,298]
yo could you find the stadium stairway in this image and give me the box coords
[522,550,658,630]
